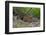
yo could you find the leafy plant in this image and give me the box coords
[13,7,40,18]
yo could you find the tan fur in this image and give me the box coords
[23,16,32,23]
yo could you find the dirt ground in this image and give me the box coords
[13,16,40,28]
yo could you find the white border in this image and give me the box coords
[9,3,43,32]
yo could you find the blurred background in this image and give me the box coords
[13,7,40,28]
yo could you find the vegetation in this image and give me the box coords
[13,7,40,28]
[13,7,40,18]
